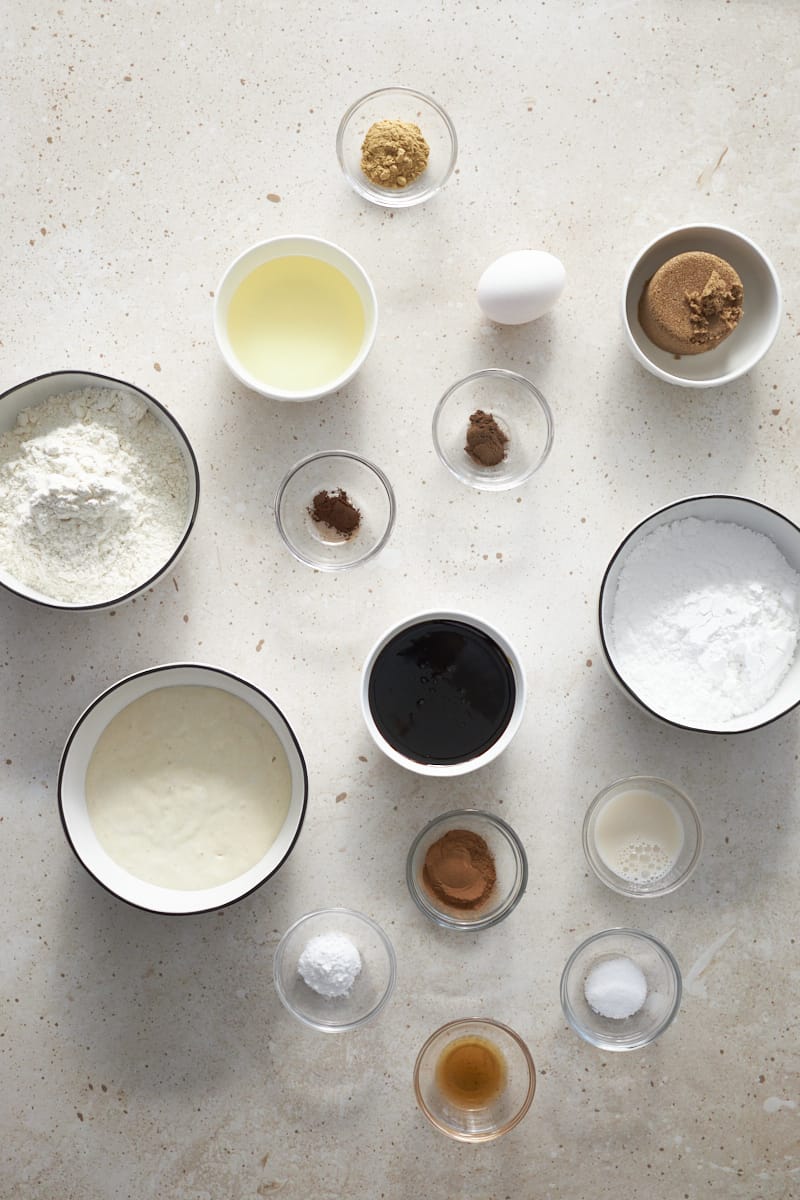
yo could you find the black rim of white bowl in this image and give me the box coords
[57,662,309,915]
[0,369,200,611]
[598,493,800,735]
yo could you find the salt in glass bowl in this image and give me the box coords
[273,907,396,1032]
[583,775,703,898]
[413,1017,536,1142]
[274,450,395,570]
[598,493,800,734]
[406,809,528,931]
[432,368,554,492]
[0,369,199,611]
[622,223,781,388]
[560,928,682,1051]
[337,86,458,209]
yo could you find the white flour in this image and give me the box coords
[611,517,800,725]
[0,386,190,603]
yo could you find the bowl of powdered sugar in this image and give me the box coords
[0,370,198,609]
[599,495,800,733]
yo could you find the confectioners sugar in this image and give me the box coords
[0,386,189,603]
[611,517,800,725]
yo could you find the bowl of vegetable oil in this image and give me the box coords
[213,234,378,401]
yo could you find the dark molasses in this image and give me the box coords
[367,618,516,766]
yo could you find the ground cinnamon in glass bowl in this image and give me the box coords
[422,828,496,910]
[407,809,527,930]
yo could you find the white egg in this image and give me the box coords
[477,250,566,325]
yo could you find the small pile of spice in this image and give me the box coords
[584,956,648,1019]
[422,828,496,910]
[297,931,362,999]
[309,488,361,538]
[360,119,430,189]
[465,409,508,467]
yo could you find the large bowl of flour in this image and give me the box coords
[0,370,199,609]
[59,663,308,914]
[599,495,800,733]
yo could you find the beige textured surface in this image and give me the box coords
[1,1,798,1197]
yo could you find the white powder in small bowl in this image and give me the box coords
[584,955,648,1020]
[297,931,362,999]
[610,517,800,726]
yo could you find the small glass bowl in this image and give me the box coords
[560,928,682,1051]
[406,810,528,930]
[414,1018,536,1142]
[337,86,458,209]
[432,369,554,492]
[273,908,396,1032]
[274,451,395,570]
[583,775,703,898]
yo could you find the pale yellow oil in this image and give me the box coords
[227,255,366,392]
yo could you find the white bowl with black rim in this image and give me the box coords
[360,610,526,776]
[59,664,308,914]
[599,494,800,734]
[0,370,199,610]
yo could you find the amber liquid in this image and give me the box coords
[435,1035,507,1109]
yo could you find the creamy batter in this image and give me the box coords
[86,685,292,890]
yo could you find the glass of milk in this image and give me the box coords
[582,775,703,897]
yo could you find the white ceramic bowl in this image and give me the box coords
[213,234,378,401]
[59,664,308,914]
[599,494,800,733]
[360,610,526,777]
[622,224,782,387]
[0,370,199,610]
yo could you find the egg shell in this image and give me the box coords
[477,250,566,325]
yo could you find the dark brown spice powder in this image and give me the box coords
[309,488,361,537]
[465,409,508,467]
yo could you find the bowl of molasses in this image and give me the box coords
[360,611,526,776]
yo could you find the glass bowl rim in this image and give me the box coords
[413,1016,536,1142]
[432,367,555,491]
[274,449,396,571]
[336,85,458,208]
[273,905,397,1032]
[560,927,683,1051]
[581,774,703,897]
[406,808,528,930]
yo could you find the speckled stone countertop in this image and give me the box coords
[2,2,798,1198]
